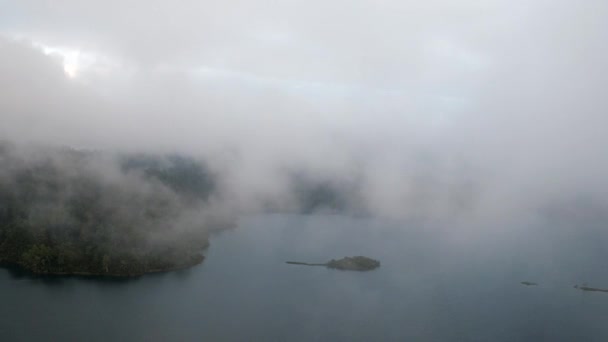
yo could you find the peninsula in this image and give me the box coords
[0,144,221,277]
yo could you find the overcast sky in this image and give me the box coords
[1,0,608,220]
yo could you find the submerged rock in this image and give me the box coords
[574,284,608,293]
[286,256,380,271]
[521,281,538,286]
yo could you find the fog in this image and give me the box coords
[1,0,608,223]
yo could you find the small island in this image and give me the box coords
[286,256,380,271]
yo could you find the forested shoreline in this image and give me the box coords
[0,142,217,276]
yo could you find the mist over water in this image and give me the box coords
[2,0,608,224]
[2,0,608,340]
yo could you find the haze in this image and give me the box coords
[1,0,607,223]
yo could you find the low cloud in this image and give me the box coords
[1,0,608,224]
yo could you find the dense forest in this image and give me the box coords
[0,142,219,276]
[0,141,366,276]
[289,171,366,215]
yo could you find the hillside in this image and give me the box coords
[0,142,220,276]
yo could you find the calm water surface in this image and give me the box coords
[2,214,608,341]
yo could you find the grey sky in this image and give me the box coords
[1,0,607,220]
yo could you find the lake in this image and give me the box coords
[2,213,608,341]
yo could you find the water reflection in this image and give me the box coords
[1,214,608,341]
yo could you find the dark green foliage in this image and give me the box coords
[326,256,380,271]
[121,154,215,202]
[0,146,214,276]
[289,172,364,215]
[295,181,345,214]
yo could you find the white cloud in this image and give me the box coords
[1,0,608,220]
